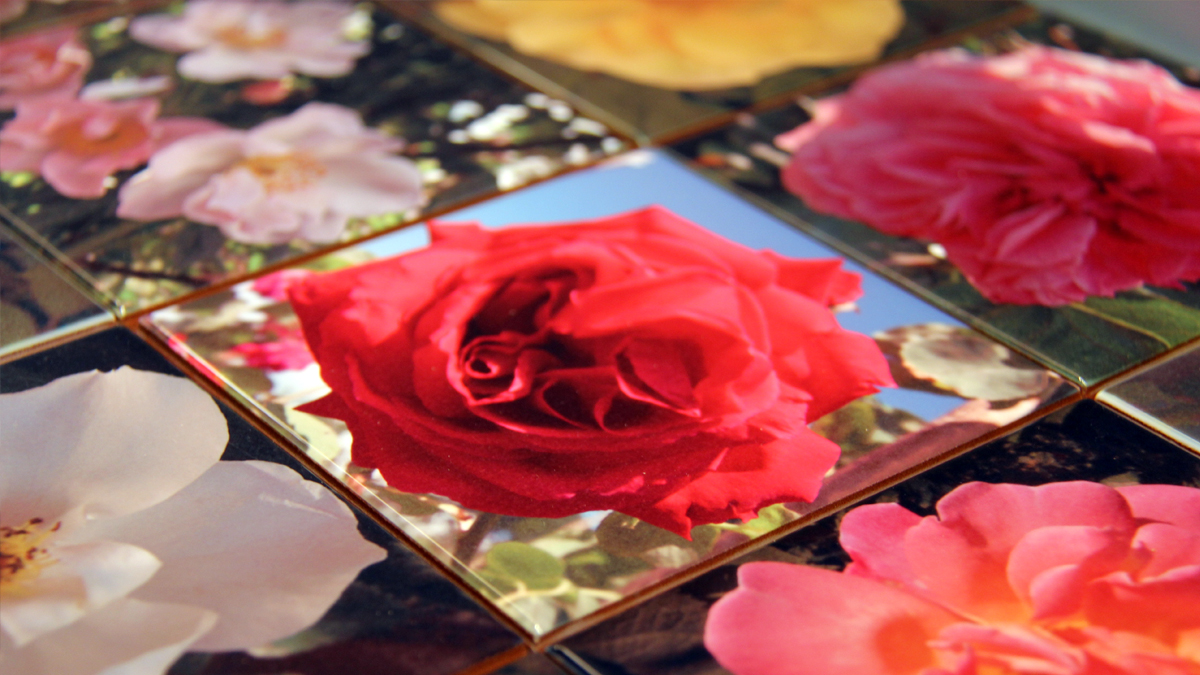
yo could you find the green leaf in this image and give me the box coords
[718,503,796,538]
[484,542,564,591]
[594,513,718,556]
[1079,295,1200,347]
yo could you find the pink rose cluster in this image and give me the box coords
[0,10,425,244]
[706,481,1200,675]
[0,28,219,199]
[778,46,1200,306]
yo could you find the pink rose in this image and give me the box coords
[777,46,1200,306]
[251,269,315,302]
[128,0,369,83]
[289,207,895,536]
[0,27,91,110]
[0,97,220,199]
[116,102,426,244]
[706,481,1200,674]
[225,322,313,371]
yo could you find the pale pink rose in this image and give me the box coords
[0,97,221,199]
[0,27,91,110]
[777,46,1200,306]
[128,0,369,83]
[117,102,426,244]
[706,481,1200,675]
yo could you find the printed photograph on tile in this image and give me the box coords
[557,399,1200,675]
[0,226,110,357]
[0,328,523,675]
[143,150,1072,637]
[401,1,1027,143]
[0,0,627,313]
[673,11,1200,386]
[1100,342,1200,453]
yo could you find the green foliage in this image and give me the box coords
[483,542,565,591]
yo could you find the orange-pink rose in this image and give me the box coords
[706,481,1200,674]
[777,46,1200,306]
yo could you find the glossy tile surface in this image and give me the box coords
[0,328,522,675]
[144,149,1071,637]
[0,226,110,357]
[1,2,626,313]
[557,400,1200,674]
[672,13,1200,385]
[1099,343,1200,452]
[404,1,1025,143]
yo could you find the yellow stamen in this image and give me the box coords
[1,518,60,591]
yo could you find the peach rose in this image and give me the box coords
[706,481,1200,674]
[434,0,904,90]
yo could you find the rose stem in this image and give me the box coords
[453,512,502,564]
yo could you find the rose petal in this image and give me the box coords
[1,598,215,675]
[839,502,923,585]
[79,461,385,651]
[903,482,1136,621]
[0,368,227,527]
[0,541,161,646]
[705,562,959,675]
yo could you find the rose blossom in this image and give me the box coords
[288,206,895,537]
[129,0,369,83]
[434,0,904,91]
[117,102,426,245]
[776,46,1200,306]
[0,27,90,110]
[0,97,220,199]
[706,481,1200,674]
[0,368,386,675]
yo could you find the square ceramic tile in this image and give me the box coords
[557,400,1200,674]
[142,149,1072,638]
[0,225,110,357]
[400,0,1022,142]
[399,1,1026,144]
[0,328,523,675]
[1099,343,1200,452]
[0,1,627,313]
[672,11,1200,386]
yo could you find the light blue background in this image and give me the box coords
[361,150,967,420]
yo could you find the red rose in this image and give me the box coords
[777,46,1200,306]
[289,206,894,536]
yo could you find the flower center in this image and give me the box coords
[49,116,150,157]
[1,518,60,592]
[214,25,288,50]
[235,152,328,193]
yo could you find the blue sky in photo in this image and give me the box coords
[360,150,971,420]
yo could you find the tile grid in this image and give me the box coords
[3,2,1199,673]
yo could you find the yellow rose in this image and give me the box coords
[434,0,905,90]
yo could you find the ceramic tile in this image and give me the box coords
[142,149,1072,638]
[0,1,627,313]
[1099,343,1200,452]
[0,328,523,675]
[400,1,1026,143]
[557,400,1200,674]
[672,12,1200,386]
[0,225,110,357]
[493,652,573,675]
